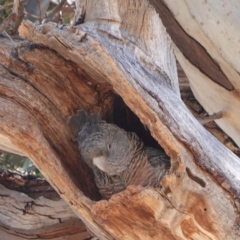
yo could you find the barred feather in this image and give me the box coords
[69,110,170,199]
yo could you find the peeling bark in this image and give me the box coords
[159,0,240,148]
[150,0,233,90]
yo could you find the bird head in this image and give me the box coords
[78,123,133,176]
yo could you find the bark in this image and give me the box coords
[0,0,239,239]
[0,170,92,240]
[178,62,240,158]
[153,0,240,148]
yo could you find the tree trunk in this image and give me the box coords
[0,169,92,240]
[151,0,240,147]
[0,0,239,239]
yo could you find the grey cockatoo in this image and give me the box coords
[69,110,170,199]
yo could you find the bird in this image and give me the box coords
[69,110,170,199]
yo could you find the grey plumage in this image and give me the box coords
[69,110,170,199]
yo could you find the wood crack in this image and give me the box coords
[186,167,206,188]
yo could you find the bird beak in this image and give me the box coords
[93,156,107,172]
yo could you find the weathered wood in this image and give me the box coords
[0,35,114,201]
[0,0,239,239]
[0,168,60,200]
[0,38,113,238]
[0,172,91,240]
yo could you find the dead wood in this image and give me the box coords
[0,170,92,240]
[0,0,239,239]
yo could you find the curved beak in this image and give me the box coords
[93,156,107,172]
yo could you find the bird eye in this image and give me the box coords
[108,144,111,150]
